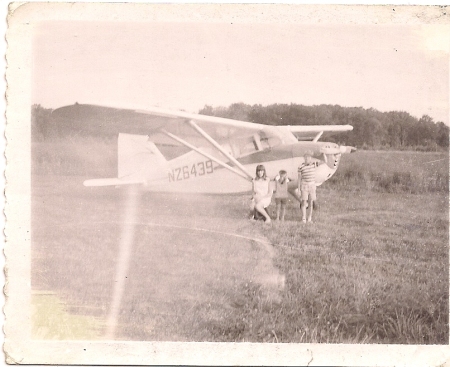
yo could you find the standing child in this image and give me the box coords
[273,170,290,221]
[298,151,319,223]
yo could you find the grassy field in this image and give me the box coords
[32,137,117,177]
[329,150,448,193]
[31,182,448,344]
[226,190,448,343]
[32,176,286,341]
[31,143,448,343]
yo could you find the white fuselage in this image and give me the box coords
[142,142,342,194]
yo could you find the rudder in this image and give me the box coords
[118,133,168,182]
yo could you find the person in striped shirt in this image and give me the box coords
[298,152,319,223]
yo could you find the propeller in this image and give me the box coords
[340,146,357,154]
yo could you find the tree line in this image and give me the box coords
[32,103,449,150]
[32,104,54,141]
[199,103,449,151]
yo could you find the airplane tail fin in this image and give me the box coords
[84,133,168,187]
[118,133,167,180]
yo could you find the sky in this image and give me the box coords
[32,16,450,124]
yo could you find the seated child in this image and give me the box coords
[250,164,273,223]
[273,170,290,221]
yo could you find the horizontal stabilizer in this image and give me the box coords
[83,178,145,187]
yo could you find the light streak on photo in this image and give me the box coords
[105,186,140,339]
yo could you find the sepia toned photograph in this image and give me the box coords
[4,2,450,365]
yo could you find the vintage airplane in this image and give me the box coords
[82,105,355,195]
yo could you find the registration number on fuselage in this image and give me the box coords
[168,160,214,182]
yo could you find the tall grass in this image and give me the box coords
[328,151,448,193]
[197,191,448,344]
[32,136,117,176]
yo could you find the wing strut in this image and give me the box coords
[312,131,323,143]
[161,129,252,181]
[187,120,254,180]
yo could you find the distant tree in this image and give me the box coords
[225,103,253,121]
[198,105,215,116]
[343,108,367,147]
[364,117,383,147]
[248,104,273,124]
[313,104,333,125]
[436,121,449,148]
[417,115,437,146]
[385,111,416,148]
[199,103,253,121]
[31,104,53,141]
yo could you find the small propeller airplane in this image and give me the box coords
[82,105,356,196]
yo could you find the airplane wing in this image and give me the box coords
[285,124,353,141]
[53,103,353,156]
[51,103,354,188]
[134,105,353,147]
